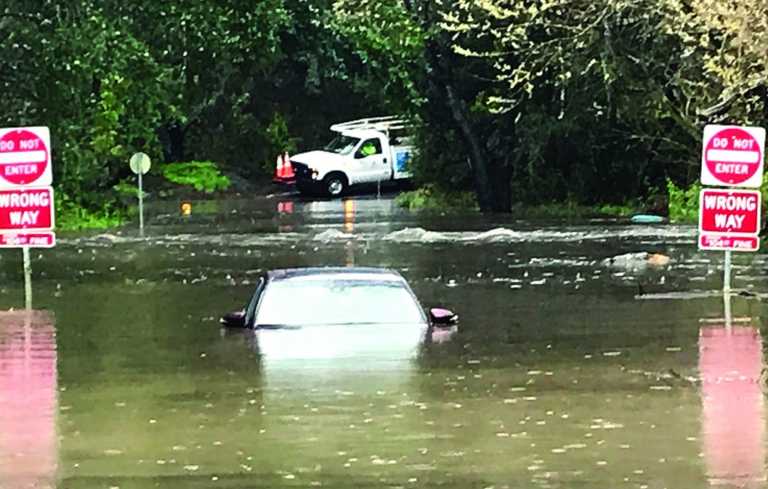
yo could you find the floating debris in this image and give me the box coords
[602,252,671,270]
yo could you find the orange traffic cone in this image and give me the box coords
[283,152,294,180]
[274,154,284,181]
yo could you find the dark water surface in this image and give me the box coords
[0,194,766,489]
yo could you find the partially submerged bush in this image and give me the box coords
[56,193,125,231]
[162,161,231,193]
[666,179,700,222]
[396,185,478,211]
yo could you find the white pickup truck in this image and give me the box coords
[289,116,413,197]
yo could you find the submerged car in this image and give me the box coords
[220,268,457,355]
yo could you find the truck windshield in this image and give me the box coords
[324,135,360,155]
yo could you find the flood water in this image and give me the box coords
[1,193,767,488]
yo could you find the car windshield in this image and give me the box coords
[324,135,360,155]
[255,277,425,326]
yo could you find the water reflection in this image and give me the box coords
[223,323,455,390]
[343,199,355,234]
[0,311,58,489]
[699,320,765,487]
[277,201,294,214]
[227,323,439,362]
[344,199,356,266]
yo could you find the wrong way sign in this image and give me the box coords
[699,188,761,252]
[0,187,54,231]
[0,127,52,189]
[699,188,761,235]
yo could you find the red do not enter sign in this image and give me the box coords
[0,127,52,188]
[701,125,765,188]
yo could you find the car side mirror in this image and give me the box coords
[429,307,458,326]
[220,310,246,328]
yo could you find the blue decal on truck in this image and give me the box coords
[395,151,410,172]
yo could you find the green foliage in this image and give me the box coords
[56,194,125,231]
[332,0,427,110]
[396,185,478,211]
[1,2,172,220]
[113,181,138,198]
[2,0,766,215]
[595,204,637,217]
[1,0,376,219]
[397,188,639,218]
[261,113,301,174]
[666,179,701,223]
[161,162,231,194]
[511,202,638,219]
[763,173,768,204]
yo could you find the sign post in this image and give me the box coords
[129,152,151,237]
[699,124,766,293]
[22,247,31,310]
[0,127,55,310]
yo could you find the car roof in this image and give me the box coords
[267,267,405,283]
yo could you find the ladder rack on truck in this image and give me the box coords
[330,116,410,136]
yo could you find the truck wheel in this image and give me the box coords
[323,174,347,197]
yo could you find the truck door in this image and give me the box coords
[353,137,391,183]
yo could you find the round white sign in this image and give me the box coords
[129,152,151,175]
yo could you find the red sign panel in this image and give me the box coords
[699,189,761,235]
[0,127,52,188]
[701,125,765,188]
[699,234,760,252]
[0,187,54,231]
[0,232,55,248]
[698,188,761,252]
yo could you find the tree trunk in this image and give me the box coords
[761,84,768,123]
[403,0,503,212]
[444,84,495,211]
[161,121,185,162]
[490,152,513,212]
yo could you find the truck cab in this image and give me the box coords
[290,117,413,197]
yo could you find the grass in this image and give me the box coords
[511,201,638,218]
[395,185,479,211]
[56,205,126,231]
[396,186,641,217]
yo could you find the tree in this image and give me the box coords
[444,0,700,203]
[1,2,173,210]
[663,0,768,126]
[334,0,510,210]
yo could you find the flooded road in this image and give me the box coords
[0,193,766,488]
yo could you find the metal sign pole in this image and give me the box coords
[129,152,151,237]
[22,246,32,311]
[723,250,732,294]
[138,170,144,237]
